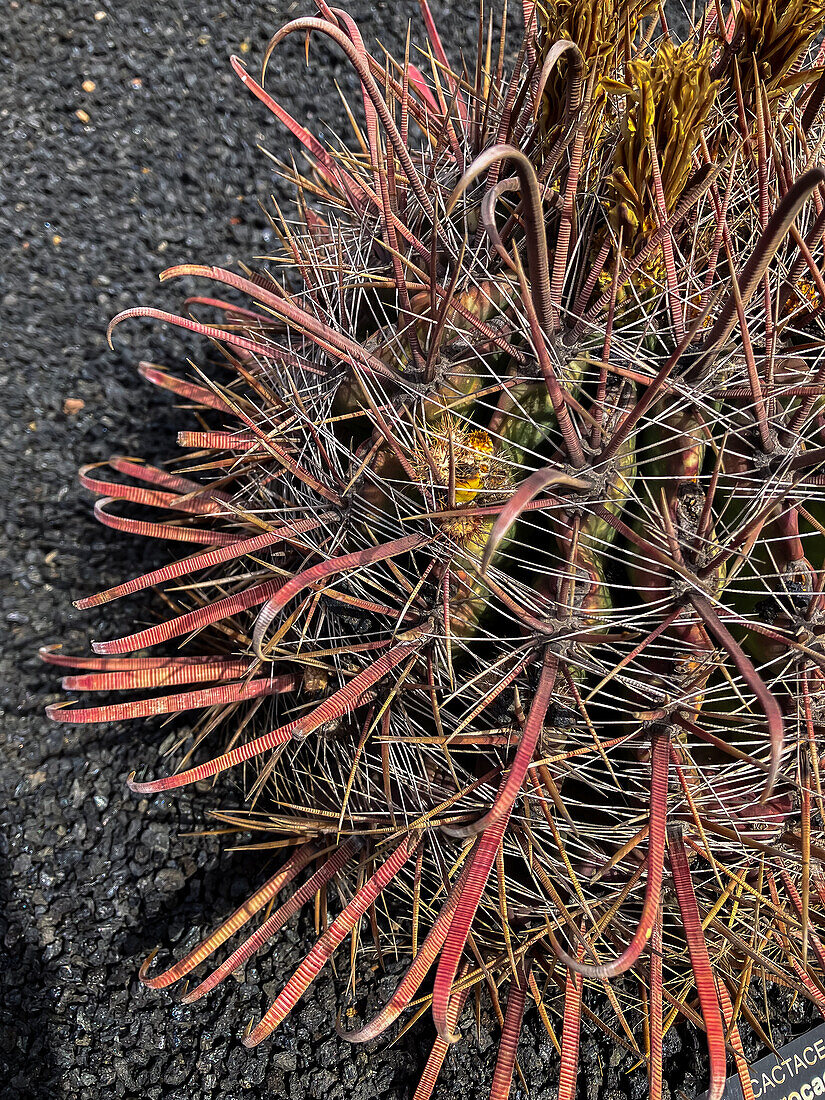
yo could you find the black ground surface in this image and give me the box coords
[0,1,815,1098]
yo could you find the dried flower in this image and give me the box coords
[610,40,718,244]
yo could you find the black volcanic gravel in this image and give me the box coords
[0,1,817,1098]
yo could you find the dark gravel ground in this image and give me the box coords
[0,1,816,1098]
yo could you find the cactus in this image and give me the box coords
[42,2,825,1097]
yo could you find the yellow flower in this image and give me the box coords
[411,423,512,548]
[609,40,718,247]
[536,0,656,137]
[539,0,655,82]
[727,0,825,98]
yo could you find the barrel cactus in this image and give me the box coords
[43,2,825,1097]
